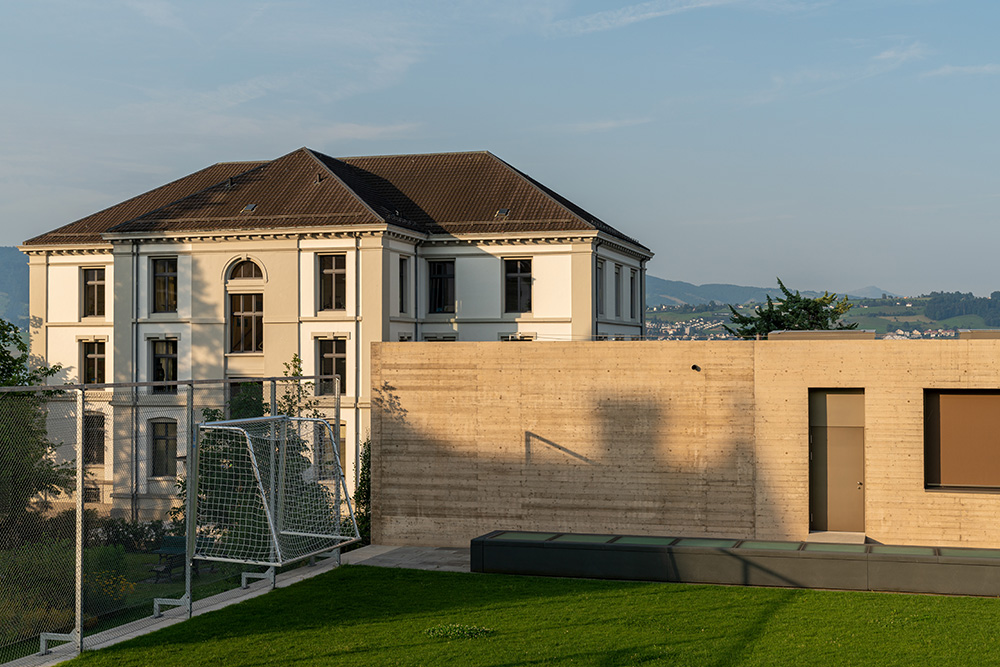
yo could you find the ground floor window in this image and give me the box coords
[150,419,177,478]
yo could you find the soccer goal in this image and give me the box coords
[190,415,360,569]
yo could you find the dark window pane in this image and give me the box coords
[151,420,177,477]
[318,338,347,395]
[151,340,178,394]
[504,259,531,313]
[230,260,262,279]
[319,254,347,311]
[230,293,263,353]
[153,258,178,313]
[84,268,105,317]
[84,413,105,465]
[428,260,455,314]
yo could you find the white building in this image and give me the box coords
[21,147,652,517]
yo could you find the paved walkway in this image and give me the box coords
[9,545,467,667]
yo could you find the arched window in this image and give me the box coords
[227,259,264,353]
[230,260,262,280]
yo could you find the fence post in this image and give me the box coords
[185,384,195,619]
[75,388,84,653]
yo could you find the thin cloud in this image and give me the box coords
[548,0,827,36]
[559,118,653,133]
[922,64,1000,78]
[748,38,926,103]
[549,0,735,35]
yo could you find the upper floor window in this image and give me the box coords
[150,419,177,478]
[614,265,622,318]
[84,412,105,465]
[630,269,638,320]
[319,254,346,311]
[318,338,347,396]
[230,260,262,280]
[82,341,105,384]
[596,260,605,316]
[504,259,531,313]
[230,294,263,353]
[151,339,178,394]
[399,256,409,315]
[152,258,177,313]
[428,260,455,314]
[83,268,105,317]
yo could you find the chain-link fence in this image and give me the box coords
[0,376,343,665]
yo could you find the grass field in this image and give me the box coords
[66,564,1000,667]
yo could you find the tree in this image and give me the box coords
[0,317,74,546]
[725,278,857,339]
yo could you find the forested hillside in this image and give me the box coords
[924,292,1000,327]
[0,247,28,326]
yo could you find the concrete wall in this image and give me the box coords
[371,339,1000,549]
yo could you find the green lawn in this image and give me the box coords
[66,565,1000,667]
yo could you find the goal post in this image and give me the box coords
[191,415,360,568]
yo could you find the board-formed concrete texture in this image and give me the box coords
[370,339,1000,549]
[470,531,1000,596]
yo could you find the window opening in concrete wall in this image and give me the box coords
[925,390,1000,489]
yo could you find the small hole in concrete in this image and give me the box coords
[691,365,701,372]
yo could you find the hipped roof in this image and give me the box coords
[24,148,649,252]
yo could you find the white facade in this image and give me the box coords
[22,148,652,519]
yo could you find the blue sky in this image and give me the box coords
[2,0,998,296]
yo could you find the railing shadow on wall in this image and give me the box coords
[524,432,599,466]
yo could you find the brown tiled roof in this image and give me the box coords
[26,148,649,252]
[22,161,268,246]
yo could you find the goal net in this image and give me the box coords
[192,416,359,567]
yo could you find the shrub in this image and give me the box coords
[353,439,371,546]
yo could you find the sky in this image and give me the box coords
[2,0,998,297]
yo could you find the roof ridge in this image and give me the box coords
[301,148,387,226]
[336,149,491,161]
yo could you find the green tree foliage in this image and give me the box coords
[924,291,1000,326]
[173,356,349,558]
[0,317,73,547]
[353,439,371,546]
[725,278,857,339]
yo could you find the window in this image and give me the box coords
[230,260,262,279]
[82,341,105,384]
[428,260,455,314]
[83,486,101,503]
[630,269,638,320]
[150,420,177,478]
[152,258,177,313]
[500,332,535,342]
[504,259,531,313]
[83,268,105,317]
[318,339,347,396]
[399,256,408,314]
[614,265,622,318]
[151,339,177,394]
[227,380,263,418]
[925,390,1000,489]
[230,294,263,353]
[319,254,346,311]
[596,260,605,316]
[423,334,456,341]
[84,412,105,465]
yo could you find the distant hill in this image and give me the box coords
[646,276,900,307]
[0,246,28,326]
